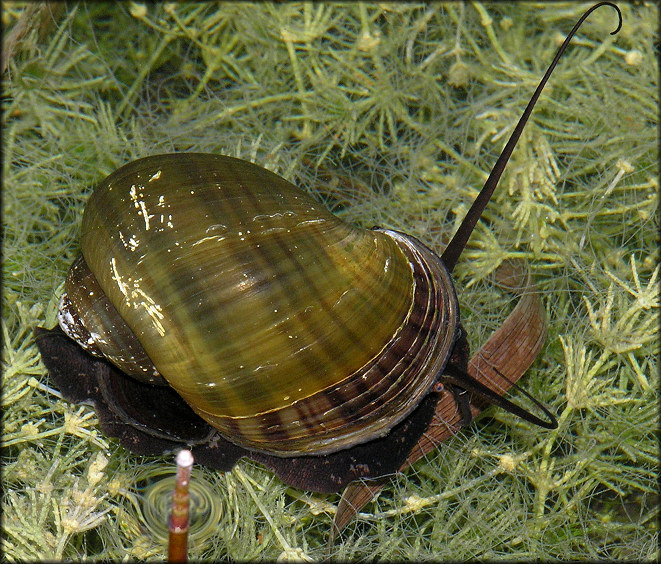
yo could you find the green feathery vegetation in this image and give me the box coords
[3,2,657,560]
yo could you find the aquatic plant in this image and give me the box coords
[2,3,657,560]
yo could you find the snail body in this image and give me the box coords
[57,153,459,456]
[35,2,622,499]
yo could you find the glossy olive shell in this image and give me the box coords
[58,153,459,456]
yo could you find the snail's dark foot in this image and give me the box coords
[34,325,439,493]
[34,325,245,467]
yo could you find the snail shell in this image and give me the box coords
[58,153,459,456]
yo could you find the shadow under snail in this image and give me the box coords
[35,1,621,541]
